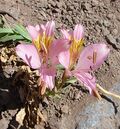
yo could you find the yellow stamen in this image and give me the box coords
[93,89,102,100]
[41,32,48,54]
[69,39,84,69]
[97,84,120,100]
[45,36,53,53]
[34,35,41,52]
[93,51,97,64]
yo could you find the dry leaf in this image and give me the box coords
[37,109,46,122]
[16,108,26,125]
[9,55,17,61]
[0,56,7,63]
[21,65,32,73]
[39,81,47,95]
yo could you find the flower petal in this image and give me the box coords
[16,44,41,69]
[61,29,70,39]
[35,24,40,31]
[40,65,56,90]
[58,50,70,69]
[76,43,110,72]
[26,25,39,40]
[49,39,70,65]
[45,21,55,37]
[73,24,84,41]
[73,71,96,95]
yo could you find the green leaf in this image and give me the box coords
[56,64,65,70]
[0,28,13,34]
[65,77,77,84]
[0,33,6,38]
[45,89,60,98]
[0,34,24,42]
[14,24,31,41]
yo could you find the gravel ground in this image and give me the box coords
[0,0,120,129]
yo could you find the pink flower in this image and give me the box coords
[26,21,55,53]
[61,24,84,69]
[59,24,110,96]
[73,44,110,95]
[16,21,63,91]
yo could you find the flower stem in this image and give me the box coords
[58,69,68,89]
[97,84,120,99]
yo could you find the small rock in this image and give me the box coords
[61,105,69,114]
[116,37,120,49]
[42,97,49,107]
[105,34,116,44]
[111,29,118,36]
[117,15,120,21]
[74,92,83,100]
[49,0,56,7]
[35,124,45,129]
[105,34,118,49]
[0,118,9,129]
[107,14,115,20]
[40,10,47,18]
[103,28,110,36]
[56,1,63,8]
[103,20,111,27]
[36,0,47,8]
[92,0,99,5]
[82,2,91,12]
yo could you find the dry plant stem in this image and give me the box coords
[1,15,11,28]
[58,69,68,89]
[97,84,120,99]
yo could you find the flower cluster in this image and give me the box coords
[16,21,110,98]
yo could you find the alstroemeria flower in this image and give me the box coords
[16,21,63,91]
[61,24,84,69]
[59,24,110,97]
[26,21,55,55]
[73,44,110,95]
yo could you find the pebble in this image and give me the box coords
[49,0,56,7]
[105,34,119,49]
[117,14,120,21]
[116,37,120,49]
[111,29,118,36]
[92,0,99,5]
[0,119,9,129]
[61,105,69,114]
[107,14,115,20]
[42,97,49,107]
[81,2,91,12]
[103,28,110,36]
[103,20,111,27]
[105,34,116,44]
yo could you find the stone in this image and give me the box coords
[82,2,92,11]
[76,83,120,129]
[103,20,111,27]
[61,105,69,114]
[105,34,118,49]
[107,14,115,20]
[103,28,110,36]
[111,29,118,36]
[92,0,99,5]
[0,118,9,129]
